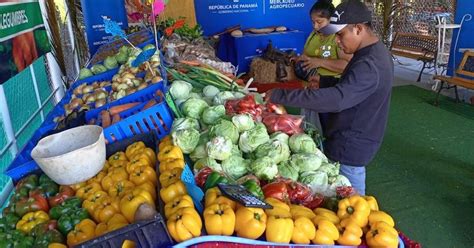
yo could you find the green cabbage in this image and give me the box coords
[289,153,323,173]
[278,161,299,181]
[170,80,193,100]
[143,44,156,51]
[209,120,239,144]
[213,91,235,105]
[289,133,317,154]
[299,171,329,194]
[221,156,249,180]
[250,157,278,180]
[188,92,203,99]
[104,56,118,69]
[194,157,222,173]
[115,52,128,64]
[119,46,131,55]
[78,68,93,80]
[233,92,246,99]
[182,98,209,119]
[318,162,340,178]
[239,123,270,153]
[202,105,226,125]
[171,117,200,132]
[203,85,220,98]
[91,64,107,75]
[171,128,200,154]
[190,143,207,162]
[231,145,242,157]
[232,114,255,133]
[253,139,290,164]
[270,132,290,145]
[206,136,233,161]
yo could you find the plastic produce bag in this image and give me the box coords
[262,113,304,135]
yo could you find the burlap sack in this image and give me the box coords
[249,57,297,83]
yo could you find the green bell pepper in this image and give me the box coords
[32,224,64,248]
[13,175,39,202]
[204,172,228,191]
[242,179,264,199]
[0,230,35,248]
[0,213,20,232]
[57,208,89,235]
[49,197,82,220]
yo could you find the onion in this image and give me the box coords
[117,83,129,91]
[132,78,142,87]
[64,104,73,115]
[82,94,90,101]
[130,67,139,74]
[73,84,85,95]
[126,88,137,95]
[79,105,91,112]
[95,90,108,100]
[100,81,111,87]
[151,76,162,84]
[91,82,100,89]
[116,90,127,99]
[137,82,148,91]
[122,72,135,80]
[95,98,106,108]
[69,98,84,109]
[85,94,96,103]
[82,85,94,94]
[112,82,120,91]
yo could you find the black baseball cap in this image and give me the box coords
[321,0,372,35]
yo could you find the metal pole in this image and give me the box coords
[0,85,18,157]
[30,66,45,121]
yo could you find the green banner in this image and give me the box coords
[0,0,50,84]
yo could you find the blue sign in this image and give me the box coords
[194,0,313,36]
[81,0,128,55]
[447,0,474,76]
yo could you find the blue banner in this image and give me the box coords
[194,0,313,36]
[81,0,128,55]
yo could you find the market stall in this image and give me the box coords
[0,3,422,248]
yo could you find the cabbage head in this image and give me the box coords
[78,68,93,80]
[233,92,246,99]
[182,98,209,119]
[171,117,200,132]
[253,139,290,164]
[188,92,203,99]
[115,52,128,64]
[221,156,249,180]
[299,171,329,194]
[270,132,290,145]
[206,136,233,161]
[171,128,200,154]
[318,162,340,178]
[250,157,278,181]
[209,120,239,144]
[202,105,226,125]
[239,123,270,153]
[203,85,220,98]
[231,145,242,157]
[277,161,299,181]
[289,153,323,173]
[194,157,222,173]
[190,143,207,162]
[232,114,255,133]
[170,80,193,100]
[213,91,235,105]
[104,56,118,69]
[289,133,317,154]
[91,64,107,75]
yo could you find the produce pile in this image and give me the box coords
[156,136,400,247]
[0,142,159,247]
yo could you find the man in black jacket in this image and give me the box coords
[267,0,394,195]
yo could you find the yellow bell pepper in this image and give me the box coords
[160,180,187,204]
[366,221,399,248]
[265,198,290,212]
[265,207,292,218]
[265,198,291,217]
[102,161,111,172]
[369,210,395,227]
[291,217,316,244]
[76,182,103,200]
[108,180,135,198]
[16,210,49,233]
[157,145,184,162]
[87,171,107,185]
[158,136,173,151]
[312,219,339,245]
[313,208,340,225]
[167,207,202,242]
[164,194,195,218]
[120,188,155,222]
[337,195,370,227]
[234,207,267,240]
[95,214,129,236]
[125,141,146,158]
[48,243,67,248]
[130,147,156,165]
[159,158,185,173]
[67,219,97,247]
[336,219,363,246]
[83,190,109,213]
[108,151,128,165]
[159,168,183,188]
[136,182,157,201]
[364,195,379,211]
[93,196,121,223]
[129,165,157,186]
[101,168,129,191]
[204,203,235,236]
[204,187,236,210]
[266,214,294,243]
[126,158,151,174]
[70,182,87,191]
[290,205,316,220]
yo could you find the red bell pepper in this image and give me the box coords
[48,186,75,207]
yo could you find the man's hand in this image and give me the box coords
[301,57,322,71]
[12,32,38,72]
